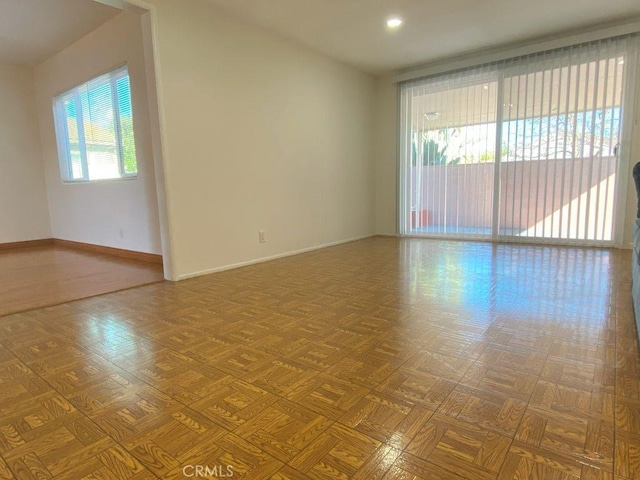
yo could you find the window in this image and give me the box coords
[53,66,137,182]
[399,34,639,245]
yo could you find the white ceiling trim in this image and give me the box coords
[92,0,125,9]
[394,17,640,83]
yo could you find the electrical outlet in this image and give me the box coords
[258,230,266,243]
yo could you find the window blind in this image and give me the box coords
[53,66,137,182]
[399,34,639,245]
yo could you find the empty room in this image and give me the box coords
[1,0,639,479]
[0,0,165,317]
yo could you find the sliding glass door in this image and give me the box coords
[400,34,638,245]
[400,68,500,239]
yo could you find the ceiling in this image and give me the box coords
[0,0,121,67]
[2,0,639,72]
[411,59,625,131]
[205,0,640,74]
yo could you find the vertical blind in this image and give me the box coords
[399,34,639,245]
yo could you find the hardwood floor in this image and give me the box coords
[0,237,638,479]
[0,245,165,317]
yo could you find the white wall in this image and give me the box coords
[34,11,162,255]
[0,63,51,243]
[374,76,398,236]
[144,0,376,279]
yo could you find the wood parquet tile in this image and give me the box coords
[285,375,370,421]
[614,431,640,479]
[124,409,227,477]
[284,342,349,371]
[388,451,476,480]
[375,370,457,411]
[541,358,615,392]
[325,354,400,390]
[189,379,278,432]
[459,362,538,401]
[529,380,614,419]
[403,350,475,381]
[339,393,433,449]
[163,432,284,480]
[355,338,422,366]
[475,346,547,377]
[515,407,613,469]
[288,423,381,479]
[234,399,332,463]
[498,441,603,479]
[437,385,528,438]
[89,387,183,443]
[3,413,116,477]
[0,237,638,479]
[405,413,511,480]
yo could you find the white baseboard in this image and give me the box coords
[177,234,376,281]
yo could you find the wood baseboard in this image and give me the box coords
[53,239,163,265]
[0,238,54,251]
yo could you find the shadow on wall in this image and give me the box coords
[410,156,616,240]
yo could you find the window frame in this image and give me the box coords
[52,65,138,184]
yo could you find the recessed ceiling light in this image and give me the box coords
[387,17,403,29]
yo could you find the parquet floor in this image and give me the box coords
[0,237,638,479]
[0,245,165,317]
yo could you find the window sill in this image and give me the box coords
[62,176,138,185]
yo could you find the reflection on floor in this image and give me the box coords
[413,225,536,237]
[0,245,164,317]
[0,237,637,479]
